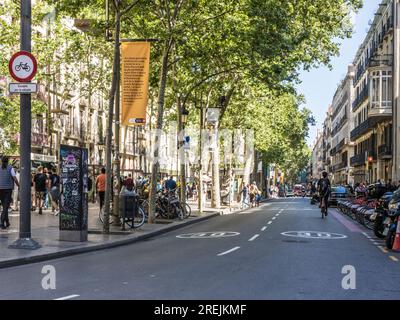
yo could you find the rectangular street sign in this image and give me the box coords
[9,82,37,94]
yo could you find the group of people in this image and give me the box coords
[239,181,261,208]
[31,166,61,216]
[0,156,62,230]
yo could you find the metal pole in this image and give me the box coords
[113,70,121,226]
[198,97,204,214]
[10,0,40,250]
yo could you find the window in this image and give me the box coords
[370,70,392,109]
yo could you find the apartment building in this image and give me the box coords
[313,0,396,186]
[330,66,355,185]
[350,0,394,184]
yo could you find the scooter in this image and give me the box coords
[384,207,400,250]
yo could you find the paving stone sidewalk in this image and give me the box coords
[0,198,250,269]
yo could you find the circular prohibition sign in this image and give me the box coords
[8,51,38,82]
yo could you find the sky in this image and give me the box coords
[297,0,381,147]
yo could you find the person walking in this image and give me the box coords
[43,167,51,210]
[0,156,19,229]
[240,182,249,209]
[96,168,106,213]
[33,166,48,215]
[49,167,61,216]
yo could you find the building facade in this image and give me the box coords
[313,0,397,186]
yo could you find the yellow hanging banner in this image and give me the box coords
[121,42,150,126]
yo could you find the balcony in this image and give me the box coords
[369,105,392,117]
[331,115,347,137]
[330,139,345,156]
[378,144,392,159]
[352,86,368,112]
[350,153,366,167]
[368,54,393,69]
[350,116,388,141]
[332,162,348,172]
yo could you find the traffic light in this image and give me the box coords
[366,156,373,170]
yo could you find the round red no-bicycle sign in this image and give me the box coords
[8,51,37,82]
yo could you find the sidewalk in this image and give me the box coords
[0,198,252,269]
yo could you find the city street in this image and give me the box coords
[0,198,399,300]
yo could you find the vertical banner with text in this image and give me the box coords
[121,42,150,126]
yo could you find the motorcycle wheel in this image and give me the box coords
[386,229,396,250]
[373,216,386,239]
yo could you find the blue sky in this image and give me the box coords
[297,0,381,147]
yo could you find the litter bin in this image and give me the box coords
[119,193,139,220]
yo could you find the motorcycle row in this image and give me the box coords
[336,184,400,250]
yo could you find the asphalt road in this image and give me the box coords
[0,198,399,300]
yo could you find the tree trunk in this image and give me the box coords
[211,126,220,208]
[243,131,254,186]
[148,39,172,223]
[103,10,120,234]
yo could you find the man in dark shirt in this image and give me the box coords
[165,176,177,192]
[33,166,48,215]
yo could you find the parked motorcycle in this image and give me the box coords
[384,209,399,249]
[370,192,393,239]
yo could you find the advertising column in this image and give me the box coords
[59,145,88,242]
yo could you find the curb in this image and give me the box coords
[0,212,221,270]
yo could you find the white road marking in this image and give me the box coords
[389,256,399,262]
[267,221,272,225]
[217,246,241,256]
[54,295,80,300]
[378,246,389,253]
[248,234,259,241]
[305,232,311,237]
[272,217,277,220]
[275,213,280,216]
[261,226,267,231]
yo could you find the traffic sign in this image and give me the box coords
[9,82,37,94]
[8,51,38,82]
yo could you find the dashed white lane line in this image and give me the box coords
[390,256,399,262]
[261,226,267,231]
[272,217,277,220]
[54,295,80,300]
[248,234,259,241]
[275,213,280,216]
[378,246,389,253]
[217,246,241,256]
[267,221,272,225]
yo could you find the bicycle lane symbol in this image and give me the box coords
[176,231,240,239]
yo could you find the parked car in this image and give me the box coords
[329,186,353,206]
[286,188,295,197]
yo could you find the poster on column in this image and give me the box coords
[59,145,88,242]
[121,42,150,126]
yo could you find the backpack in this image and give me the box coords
[35,173,47,190]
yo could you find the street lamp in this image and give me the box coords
[181,107,189,128]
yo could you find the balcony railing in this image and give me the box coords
[350,153,366,167]
[330,139,345,156]
[378,144,392,159]
[332,162,348,172]
[352,85,368,112]
[368,54,393,69]
[350,116,387,141]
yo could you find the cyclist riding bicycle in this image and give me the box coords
[318,171,331,216]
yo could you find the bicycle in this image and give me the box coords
[15,62,31,72]
[99,204,146,228]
